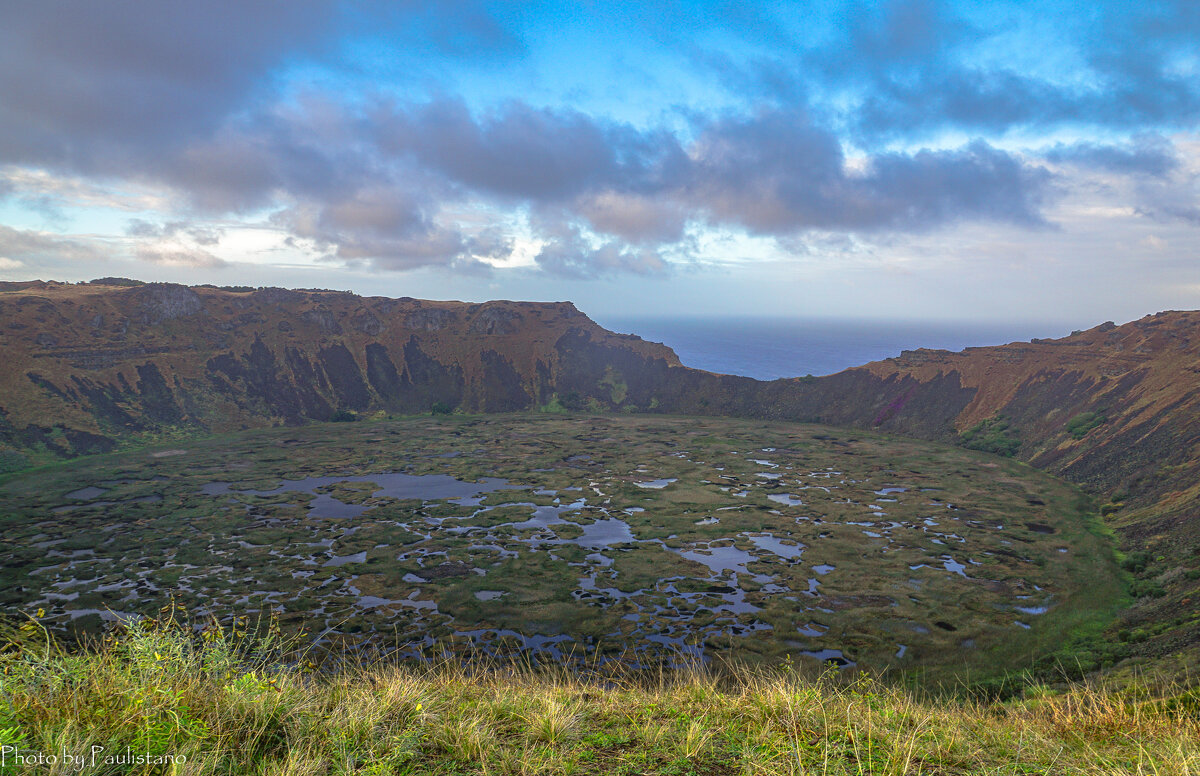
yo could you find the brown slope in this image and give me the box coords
[841,314,1200,662]
[0,280,679,459]
[652,312,1200,663]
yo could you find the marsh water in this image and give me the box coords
[1,415,1111,675]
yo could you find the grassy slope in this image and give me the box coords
[1,616,1198,775]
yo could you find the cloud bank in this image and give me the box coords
[0,0,1196,279]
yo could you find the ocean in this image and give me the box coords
[597,317,1073,381]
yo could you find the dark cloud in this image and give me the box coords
[0,2,342,167]
[1045,136,1179,177]
[0,1,518,172]
[681,111,1050,234]
[373,99,686,201]
[573,191,688,245]
[16,91,1055,275]
[843,0,971,69]
[3,1,1182,279]
[686,1,1200,142]
[1131,167,1200,226]
[852,67,1200,142]
[840,0,1200,141]
[271,184,504,272]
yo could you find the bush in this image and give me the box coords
[330,409,358,423]
[88,276,144,286]
[960,416,1020,457]
[1121,551,1151,574]
[558,391,584,411]
[430,401,453,415]
[1065,411,1106,440]
[1130,579,1166,599]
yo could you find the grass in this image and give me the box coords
[1,612,1198,775]
[0,414,1126,683]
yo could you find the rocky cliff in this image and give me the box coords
[3,280,1198,662]
[0,280,679,460]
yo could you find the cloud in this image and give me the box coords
[373,99,686,201]
[533,220,670,279]
[846,1,1200,141]
[1043,136,1179,177]
[1,72,1059,277]
[0,1,518,172]
[0,2,341,168]
[683,0,1200,143]
[126,219,224,246]
[0,225,102,261]
[573,191,688,244]
[271,184,506,272]
[135,243,228,269]
[2,1,1186,281]
[681,111,1051,234]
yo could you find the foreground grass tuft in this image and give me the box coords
[1,614,1197,774]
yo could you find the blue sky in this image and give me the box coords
[1,0,1197,324]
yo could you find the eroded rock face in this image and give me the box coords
[469,306,521,335]
[405,307,456,332]
[253,287,305,306]
[351,310,384,336]
[302,309,343,335]
[0,283,677,459]
[132,283,204,324]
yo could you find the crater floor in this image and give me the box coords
[0,414,1123,676]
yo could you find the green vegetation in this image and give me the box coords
[0,450,28,474]
[86,276,145,286]
[330,409,359,423]
[0,414,1125,685]
[1,613,1197,775]
[599,366,628,404]
[1066,411,1106,440]
[959,415,1020,457]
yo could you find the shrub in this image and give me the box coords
[88,276,145,286]
[960,415,1020,457]
[1065,411,1106,440]
[1130,579,1166,599]
[1121,551,1151,574]
[330,409,358,423]
[430,401,453,415]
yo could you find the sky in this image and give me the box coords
[0,0,1197,326]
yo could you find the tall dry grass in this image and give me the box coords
[0,611,1197,774]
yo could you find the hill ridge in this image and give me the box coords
[2,280,1199,664]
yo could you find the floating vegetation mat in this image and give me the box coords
[0,414,1122,678]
